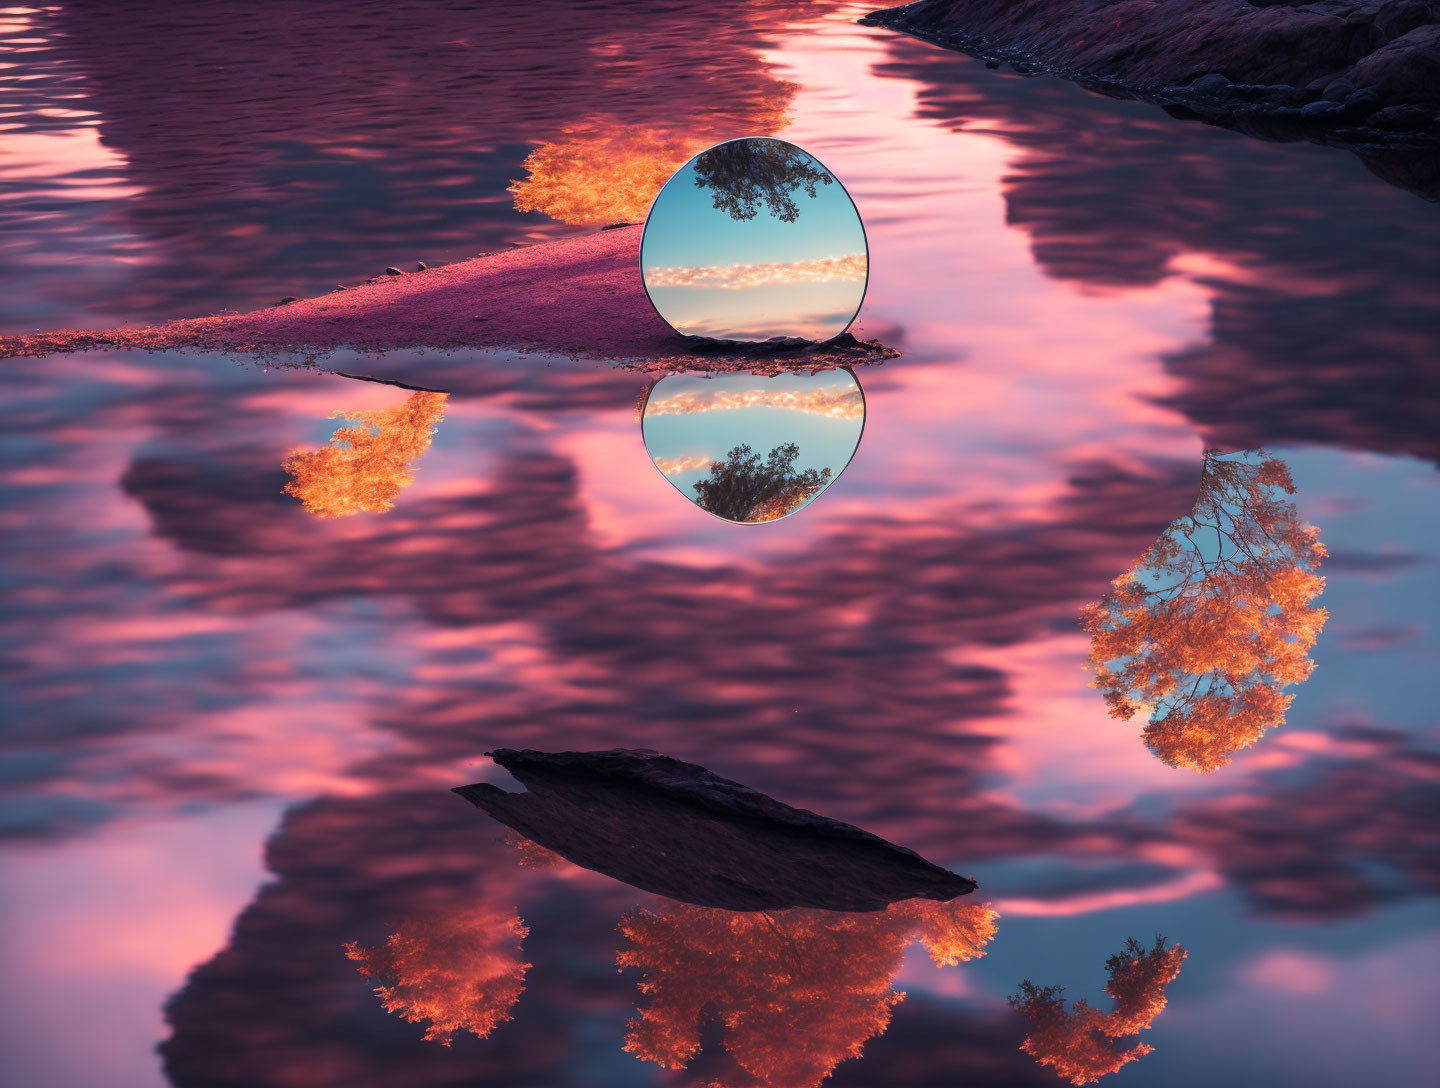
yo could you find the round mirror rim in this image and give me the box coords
[637,135,870,344]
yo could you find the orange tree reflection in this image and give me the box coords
[509,82,796,225]
[1010,937,1187,1085]
[1081,449,1327,772]
[617,898,998,1087]
[343,905,530,1045]
[283,391,448,519]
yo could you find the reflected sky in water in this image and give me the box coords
[0,2,1438,1087]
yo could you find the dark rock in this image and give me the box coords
[1375,0,1434,43]
[383,266,402,275]
[1322,77,1356,102]
[415,261,428,271]
[1163,102,1206,120]
[1190,72,1233,96]
[600,221,637,230]
[1351,24,1440,108]
[1230,82,1311,106]
[275,295,299,306]
[1358,144,1440,192]
[1302,98,1349,117]
[1371,102,1437,127]
[453,748,978,912]
[861,0,1440,180]
[1348,87,1385,111]
[859,0,1438,103]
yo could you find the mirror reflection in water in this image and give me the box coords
[640,367,864,523]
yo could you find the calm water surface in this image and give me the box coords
[1,3,1438,1087]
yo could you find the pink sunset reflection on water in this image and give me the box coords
[1,2,1438,1088]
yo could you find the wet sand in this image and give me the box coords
[0,225,897,372]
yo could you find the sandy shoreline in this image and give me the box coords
[0,225,898,373]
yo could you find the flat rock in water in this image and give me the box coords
[453,748,977,912]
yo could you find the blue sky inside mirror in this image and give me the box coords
[642,369,864,516]
[641,141,867,341]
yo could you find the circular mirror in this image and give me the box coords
[641,368,865,524]
[640,137,867,343]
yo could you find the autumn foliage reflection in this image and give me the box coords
[511,128,709,225]
[694,442,832,523]
[1082,450,1327,772]
[504,830,566,869]
[617,898,998,1087]
[344,905,530,1045]
[1010,937,1187,1085]
[510,91,795,224]
[283,391,448,519]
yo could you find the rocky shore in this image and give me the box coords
[863,0,1440,178]
[0,225,897,372]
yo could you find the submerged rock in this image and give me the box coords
[453,748,977,912]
